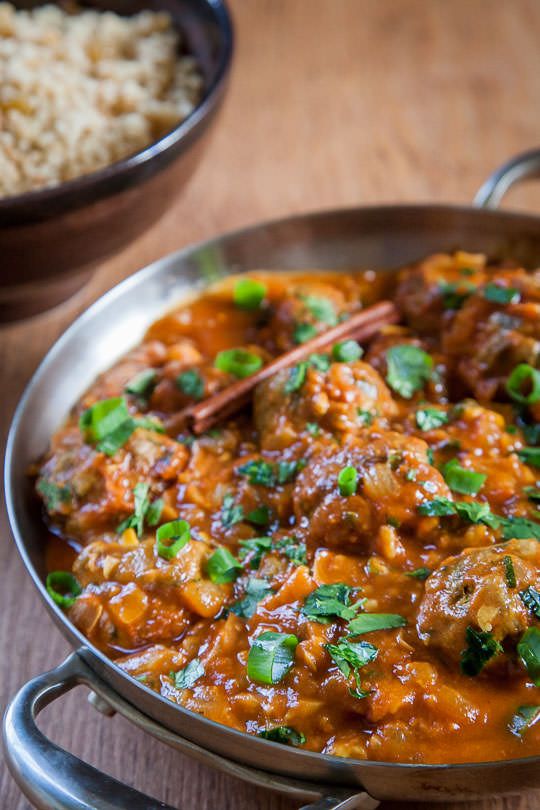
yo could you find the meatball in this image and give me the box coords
[253,361,397,450]
[443,269,540,401]
[262,280,351,352]
[416,540,540,668]
[395,251,488,335]
[292,431,450,554]
[37,425,188,544]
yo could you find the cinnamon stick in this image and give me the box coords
[167,300,399,435]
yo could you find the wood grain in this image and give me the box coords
[2,1,540,807]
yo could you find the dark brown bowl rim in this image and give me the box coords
[0,0,233,212]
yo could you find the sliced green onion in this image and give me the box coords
[125,369,157,402]
[308,353,331,373]
[332,339,363,363]
[207,547,242,583]
[385,345,433,399]
[442,458,487,496]
[525,485,540,502]
[509,705,540,737]
[284,362,308,393]
[506,364,540,405]
[46,571,81,609]
[338,466,358,497]
[518,627,540,686]
[518,447,540,468]
[347,613,406,636]
[247,631,298,684]
[156,519,190,560]
[293,323,317,344]
[215,349,263,379]
[233,278,267,310]
[484,283,520,304]
[177,369,204,400]
[258,726,306,746]
[79,396,135,455]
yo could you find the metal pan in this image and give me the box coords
[4,148,540,810]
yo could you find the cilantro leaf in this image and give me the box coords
[385,345,433,399]
[230,578,274,618]
[172,659,204,689]
[37,478,71,511]
[415,408,449,431]
[238,536,272,568]
[221,493,244,528]
[460,626,502,676]
[259,726,306,746]
[302,584,363,623]
[520,587,540,619]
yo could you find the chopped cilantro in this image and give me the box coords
[460,626,502,676]
[301,294,338,326]
[238,459,275,487]
[385,345,433,399]
[415,408,449,431]
[407,567,431,581]
[230,578,274,618]
[302,584,363,623]
[221,493,244,528]
[246,505,272,527]
[125,368,157,403]
[503,555,517,588]
[258,726,306,746]
[176,369,204,401]
[484,283,520,305]
[238,536,272,568]
[293,322,317,344]
[521,587,540,618]
[306,422,320,436]
[518,627,540,686]
[274,536,307,565]
[518,447,540,468]
[172,659,204,689]
[37,478,71,511]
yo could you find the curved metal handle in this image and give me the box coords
[3,653,175,810]
[474,147,540,209]
[4,651,378,810]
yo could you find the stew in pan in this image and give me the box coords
[36,252,540,764]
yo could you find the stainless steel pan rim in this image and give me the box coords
[5,148,540,809]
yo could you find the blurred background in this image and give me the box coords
[2,1,540,808]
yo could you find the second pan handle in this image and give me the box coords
[474,147,540,209]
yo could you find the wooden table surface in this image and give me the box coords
[2,1,540,807]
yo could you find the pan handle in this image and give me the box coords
[474,147,540,208]
[3,651,378,810]
[3,652,176,810]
